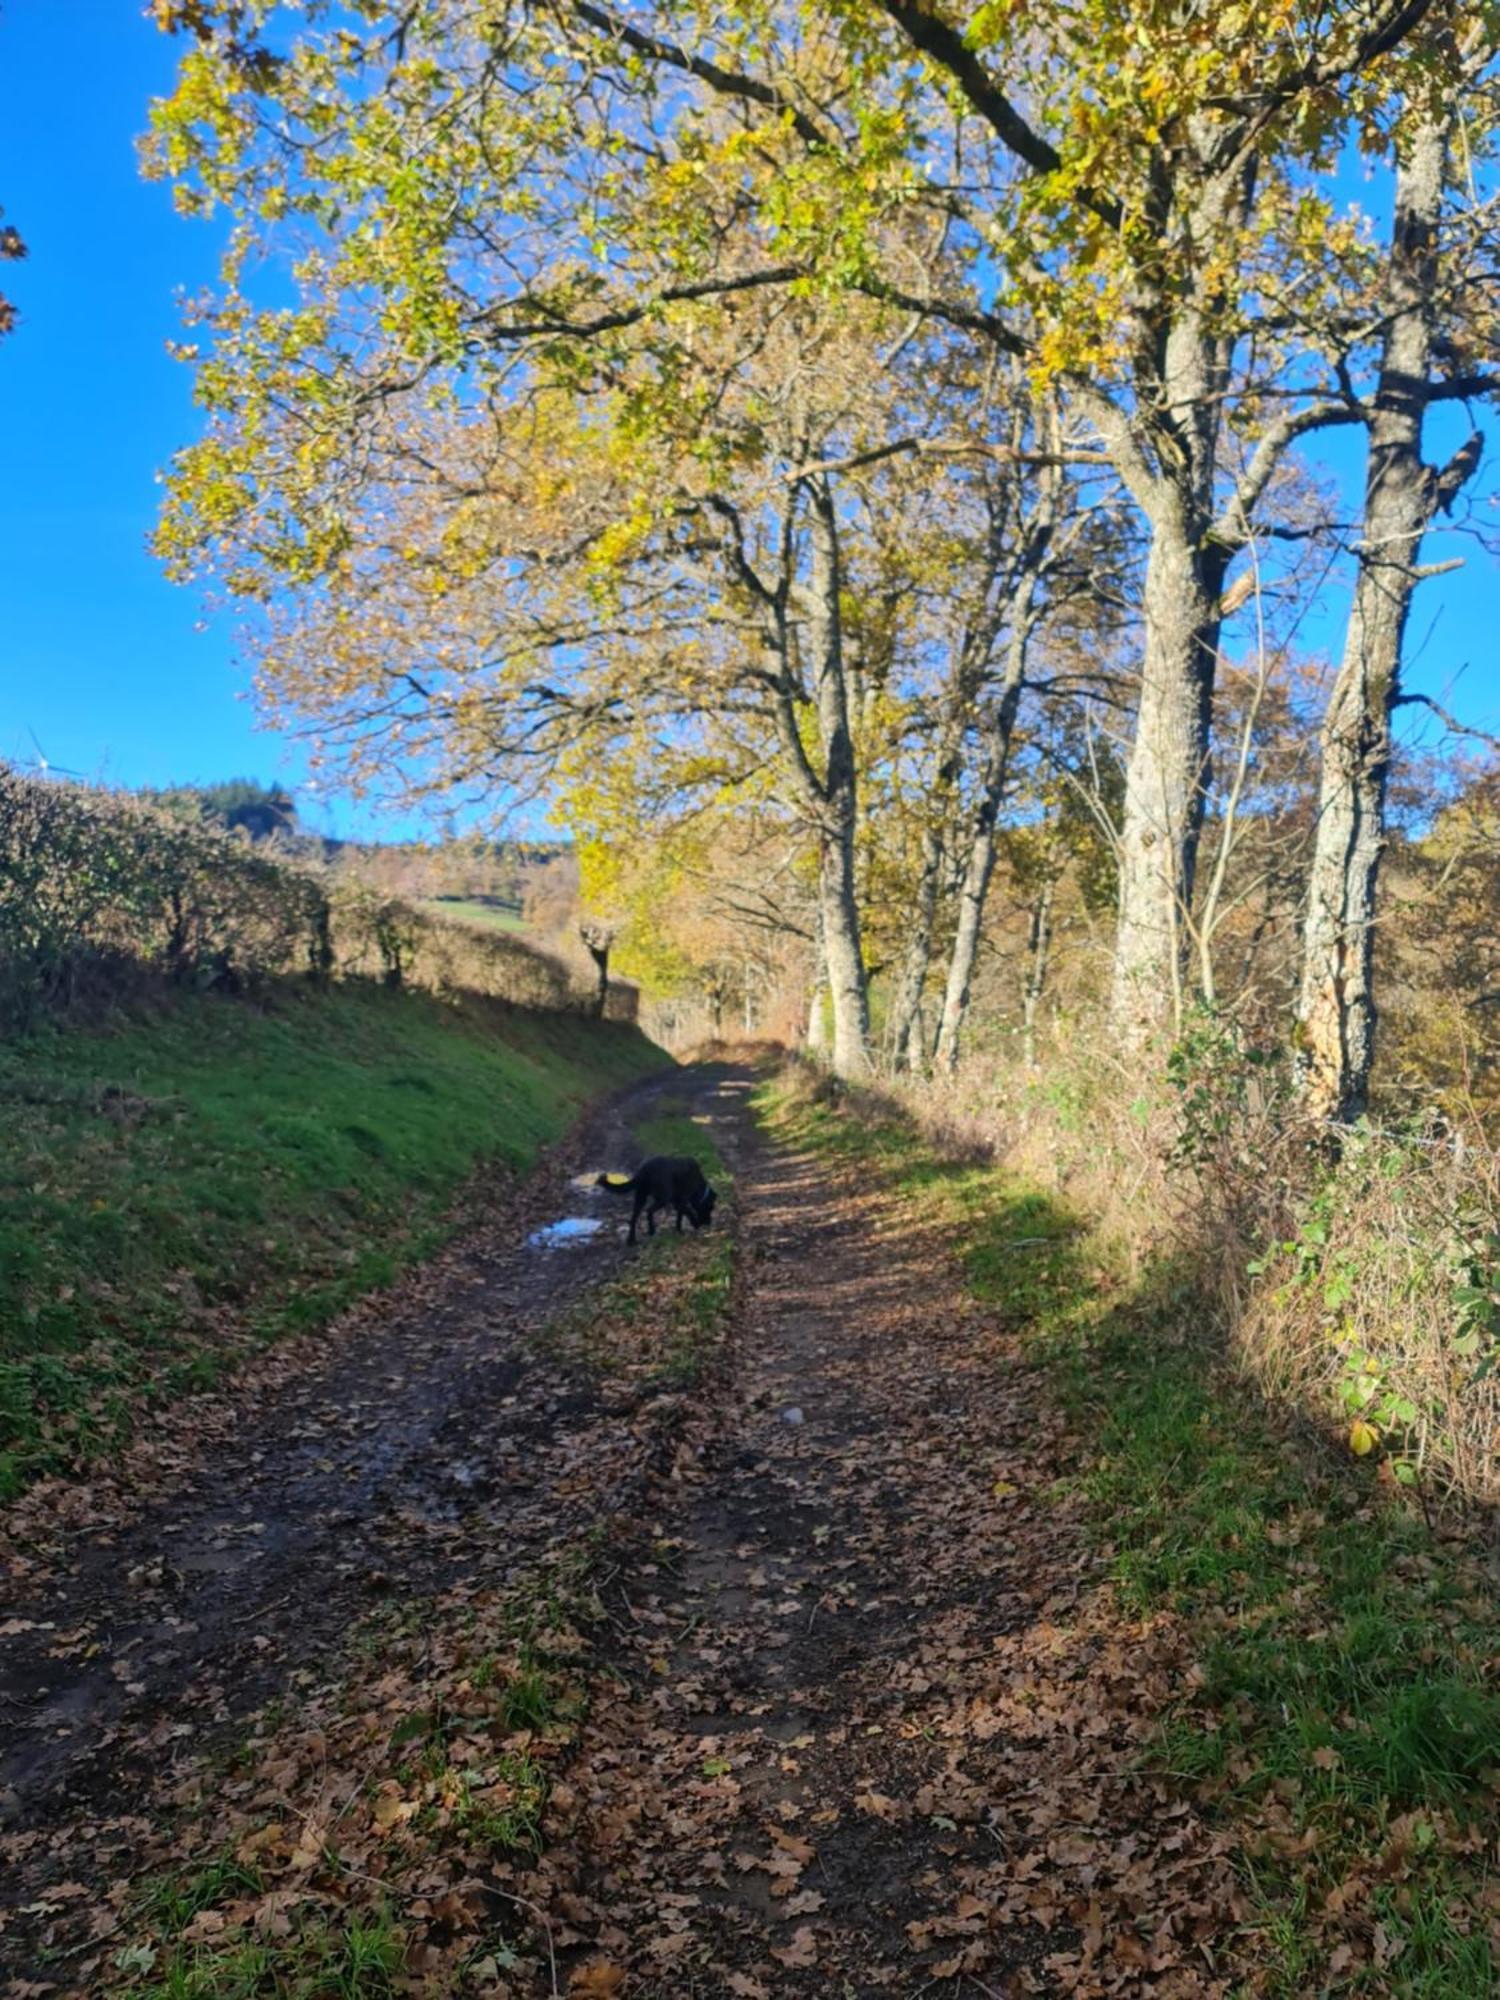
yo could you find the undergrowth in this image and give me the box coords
[758,1065,1500,1998]
[0,983,665,1495]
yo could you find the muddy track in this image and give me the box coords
[0,1062,732,1837]
[3,1060,1244,1997]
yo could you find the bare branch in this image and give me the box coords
[562,0,838,154]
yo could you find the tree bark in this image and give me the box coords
[1021,875,1056,1068]
[1107,518,1226,1038]
[807,480,873,1080]
[1095,156,1255,1045]
[932,605,1032,1072]
[884,703,965,1071]
[1297,121,1457,1125]
[805,907,829,1054]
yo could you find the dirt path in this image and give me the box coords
[2,1061,1243,1997]
[0,1066,721,1872]
[535,1085,1242,1997]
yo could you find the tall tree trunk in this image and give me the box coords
[1107,515,1227,1041]
[806,981,828,1053]
[932,765,1002,1075]
[808,480,872,1080]
[805,908,829,1055]
[1021,875,1056,1068]
[885,817,944,1070]
[805,980,829,1054]
[885,705,965,1071]
[1297,121,1460,1124]
[932,621,1031,1073]
[1100,159,1254,1045]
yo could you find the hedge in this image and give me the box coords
[0,768,631,1027]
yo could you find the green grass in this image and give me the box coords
[0,983,666,1495]
[425,896,528,933]
[119,1902,404,1998]
[633,1099,728,1187]
[758,1070,1500,1998]
[448,1747,550,1855]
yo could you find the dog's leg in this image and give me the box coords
[629,1191,645,1244]
[647,1203,659,1236]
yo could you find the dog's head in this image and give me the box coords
[690,1184,718,1229]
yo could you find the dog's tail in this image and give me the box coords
[596,1171,638,1195]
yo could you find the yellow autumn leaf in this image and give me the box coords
[1349,1419,1378,1457]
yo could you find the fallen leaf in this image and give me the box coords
[770,1925,819,1969]
[568,1964,627,1995]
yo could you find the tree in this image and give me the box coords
[1296,76,1500,1123]
[149,778,297,841]
[1383,761,1500,1115]
[148,0,1487,1064]
[288,287,907,1076]
[849,2,1477,1041]
[577,917,616,1018]
[870,378,1133,1072]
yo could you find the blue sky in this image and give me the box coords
[0,2,1496,841]
[0,0,411,838]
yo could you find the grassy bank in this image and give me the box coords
[0,983,665,1495]
[759,1067,1500,1998]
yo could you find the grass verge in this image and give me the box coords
[757,1065,1500,1998]
[0,982,665,1494]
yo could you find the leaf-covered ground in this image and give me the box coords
[2,1059,1495,1996]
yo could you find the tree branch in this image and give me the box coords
[1426,372,1500,403]
[1211,399,1367,548]
[563,0,837,153]
[470,264,806,345]
[872,0,1123,232]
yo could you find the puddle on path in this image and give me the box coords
[526,1216,606,1249]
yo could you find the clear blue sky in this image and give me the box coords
[0,0,413,838]
[0,1,1496,838]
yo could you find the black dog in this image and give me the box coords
[596,1156,718,1244]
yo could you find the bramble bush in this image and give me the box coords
[837,1010,1500,1508]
